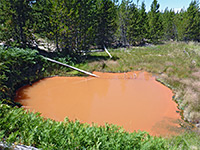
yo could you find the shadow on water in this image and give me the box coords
[151,117,184,137]
[15,89,30,107]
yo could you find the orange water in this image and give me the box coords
[15,72,182,136]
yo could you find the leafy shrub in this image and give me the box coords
[0,103,168,149]
[0,46,46,104]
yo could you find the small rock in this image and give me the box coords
[0,142,39,150]
[192,60,196,64]
[196,123,200,128]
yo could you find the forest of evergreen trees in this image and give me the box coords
[0,0,200,55]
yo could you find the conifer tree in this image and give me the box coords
[32,0,53,38]
[127,3,140,45]
[117,0,132,46]
[49,0,64,51]
[185,0,200,41]
[174,9,188,41]
[72,0,97,53]
[162,8,176,41]
[147,0,163,43]
[95,0,118,49]
[137,2,148,45]
[0,0,35,48]
[59,0,78,54]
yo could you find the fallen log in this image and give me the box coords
[44,57,99,77]
[103,45,112,58]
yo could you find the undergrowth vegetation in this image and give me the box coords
[0,47,46,106]
[1,43,200,149]
[0,103,169,149]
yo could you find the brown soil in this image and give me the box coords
[15,71,182,136]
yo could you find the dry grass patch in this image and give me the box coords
[105,60,119,66]
[191,70,200,78]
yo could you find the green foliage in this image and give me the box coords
[95,0,118,48]
[137,2,148,44]
[161,8,176,41]
[185,0,200,42]
[127,3,140,45]
[0,46,47,104]
[117,1,148,46]
[0,102,169,149]
[0,0,117,53]
[0,46,77,105]
[147,0,163,43]
[0,0,35,48]
[1,0,200,50]
[32,0,53,38]
[32,0,118,54]
[173,0,200,42]
[174,9,188,41]
[116,0,132,46]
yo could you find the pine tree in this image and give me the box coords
[71,0,97,53]
[32,0,53,39]
[95,0,118,49]
[162,8,176,41]
[137,2,148,45]
[0,0,35,48]
[58,0,78,54]
[58,0,97,55]
[147,0,163,43]
[127,3,140,45]
[185,0,200,41]
[117,0,132,46]
[49,0,63,51]
[174,9,188,41]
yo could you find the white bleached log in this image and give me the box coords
[45,57,99,77]
[103,45,112,58]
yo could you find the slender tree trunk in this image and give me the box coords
[55,23,59,51]
[19,0,26,48]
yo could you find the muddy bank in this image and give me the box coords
[15,71,183,136]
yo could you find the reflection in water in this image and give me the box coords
[15,72,182,136]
